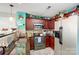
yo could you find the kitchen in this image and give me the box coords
[0,3,79,55]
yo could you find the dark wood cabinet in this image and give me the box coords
[26,18,55,50]
[29,36,54,50]
[26,18,45,30]
[26,18,55,30]
[29,37,34,50]
[46,36,50,47]
[46,36,54,49]
[49,36,54,49]
[44,20,49,29]
[48,20,55,29]
[44,20,55,29]
[26,18,34,30]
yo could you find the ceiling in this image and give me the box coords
[0,3,78,17]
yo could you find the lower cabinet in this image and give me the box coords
[30,36,55,50]
[46,36,50,47]
[46,36,54,49]
[29,37,34,50]
[49,36,54,49]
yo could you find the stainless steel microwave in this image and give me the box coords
[34,24,44,29]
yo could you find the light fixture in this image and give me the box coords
[59,12,64,18]
[9,4,14,21]
[9,17,13,21]
[47,6,52,9]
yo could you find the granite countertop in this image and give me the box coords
[0,33,14,38]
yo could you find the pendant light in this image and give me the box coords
[9,4,14,21]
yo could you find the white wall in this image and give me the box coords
[62,15,77,50]
[55,15,78,55]
[0,16,17,30]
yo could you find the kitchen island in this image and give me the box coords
[0,32,16,55]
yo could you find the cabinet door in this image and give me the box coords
[44,20,49,29]
[46,36,50,47]
[26,18,45,30]
[33,19,44,24]
[48,20,55,29]
[29,37,34,50]
[26,18,34,30]
[51,20,55,29]
[49,36,55,49]
[48,21,51,29]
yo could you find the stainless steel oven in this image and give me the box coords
[34,36,45,50]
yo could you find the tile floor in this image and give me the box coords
[30,47,54,55]
[10,38,27,55]
[10,38,54,55]
[10,37,76,55]
[10,47,54,55]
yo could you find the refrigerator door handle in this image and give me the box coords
[59,26,63,45]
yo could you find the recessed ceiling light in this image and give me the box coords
[47,6,52,9]
[18,3,22,4]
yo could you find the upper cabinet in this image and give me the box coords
[26,18,55,30]
[44,20,55,29]
[43,20,49,29]
[26,18,44,30]
[26,18,34,30]
[48,20,55,29]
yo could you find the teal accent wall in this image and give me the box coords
[16,12,29,31]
